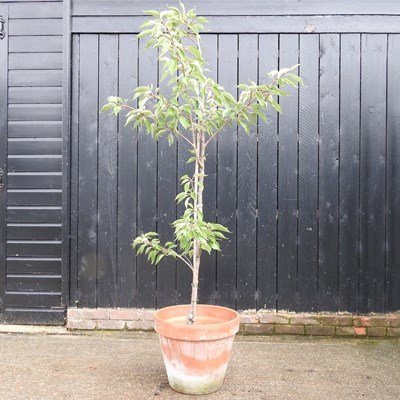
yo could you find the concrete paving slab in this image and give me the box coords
[0,331,399,400]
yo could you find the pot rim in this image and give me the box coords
[154,304,240,341]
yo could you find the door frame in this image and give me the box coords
[0,3,8,323]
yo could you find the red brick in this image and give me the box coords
[126,320,154,331]
[367,327,387,337]
[67,308,83,320]
[387,328,400,337]
[242,309,257,315]
[365,317,388,327]
[354,327,367,336]
[96,320,126,330]
[258,314,289,325]
[382,316,400,327]
[305,326,335,336]
[356,316,400,327]
[243,324,274,335]
[240,314,258,324]
[320,315,353,326]
[354,316,372,327]
[274,325,304,335]
[67,319,96,330]
[138,309,155,321]
[109,309,140,321]
[336,327,362,336]
[290,316,320,326]
[80,308,109,320]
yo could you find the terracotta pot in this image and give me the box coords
[154,304,240,395]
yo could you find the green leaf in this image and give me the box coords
[238,119,250,134]
[137,29,152,39]
[156,254,165,264]
[143,9,160,17]
[269,100,282,113]
[196,16,208,23]
[100,104,112,113]
[178,115,190,129]
[210,242,220,251]
[288,73,303,85]
[137,244,146,255]
[200,242,212,254]
[212,223,230,233]
[140,20,156,28]
[175,192,188,203]
[167,133,174,146]
[180,174,190,182]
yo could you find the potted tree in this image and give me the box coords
[102,4,301,395]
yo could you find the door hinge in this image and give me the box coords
[0,16,6,40]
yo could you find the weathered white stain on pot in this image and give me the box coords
[159,335,236,394]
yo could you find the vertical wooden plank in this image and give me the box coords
[277,34,299,311]
[198,34,217,305]
[216,34,238,308]
[77,34,98,308]
[386,34,400,312]
[359,34,387,313]
[117,35,138,308]
[97,34,118,307]
[156,49,177,308]
[61,0,72,308]
[176,49,193,305]
[69,34,79,306]
[318,34,340,312]
[338,34,360,312]
[0,4,8,322]
[257,34,278,310]
[176,129,192,304]
[136,38,157,308]
[237,34,258,310]
[297,34,319,312]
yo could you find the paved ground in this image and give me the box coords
[0,330,399,400]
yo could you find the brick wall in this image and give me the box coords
[67,308,400,338]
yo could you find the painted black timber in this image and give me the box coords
[237,34,258,310]
[76,34,98,308]
[59,0,72,306]
[69,33,79,308]
[257,34,279,310]
[71,16,400,34]
[63,1,400,314]
[386,34,400,311]
[277,34,299,311]
[216,34,238,308]
[338,34,361,313]
[0,3,8,322]
[199,34,217,306]
[297,34,319,312]
[156,41,177,309]
[116,35,138,308]
[9,36,62,53]
[97,34,118,307]
[359,34,387,313]
[9,70,62,87]
[136,39,158,308]
[71,0,400,16]
[318,34,340,312]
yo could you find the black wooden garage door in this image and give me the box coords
[0,2,65,325]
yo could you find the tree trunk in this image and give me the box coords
[187,133,205,325]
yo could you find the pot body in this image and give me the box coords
[154,304,240,395]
